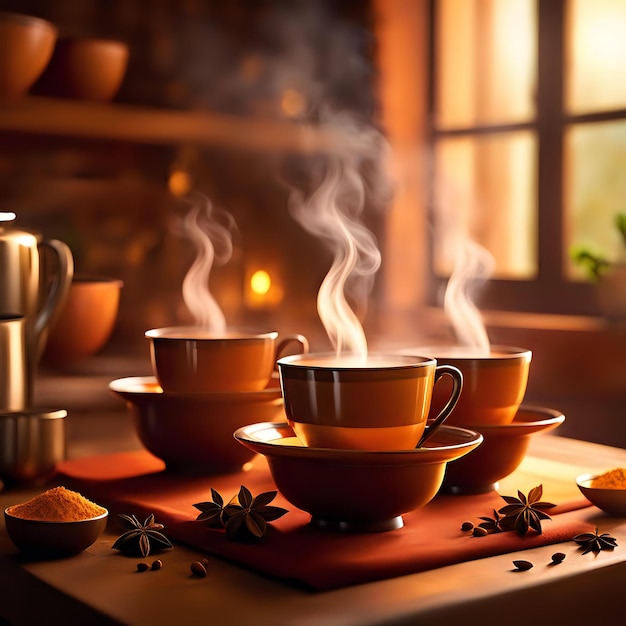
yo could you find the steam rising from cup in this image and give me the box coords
[177,194,237,332]
[444,240,494,355]
[288,114,390,360]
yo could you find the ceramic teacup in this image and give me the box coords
[277,352,463,451]
[146,326,308,394]
[405,345,532,427]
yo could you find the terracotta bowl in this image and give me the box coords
[4,508,108,557]
[234,421,482,532]
[109,376,285,474]
[441,405,565,494]
[34,36,128,101]
[43,275,123,367]
[0,12,57,98]
[576,474,626,517]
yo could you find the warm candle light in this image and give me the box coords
[281,89,306,117]
[250,270,271,295]
[245,267,283,308]
[168,169,192,197]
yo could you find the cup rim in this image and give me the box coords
[145,326,279,341]
[399,345,532,361]
[277,352,436,371]
[0,408,67,420]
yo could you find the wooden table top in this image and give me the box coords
[2,418,626,625]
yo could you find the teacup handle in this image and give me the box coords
[416,364,463,448]
[274,334,309,366]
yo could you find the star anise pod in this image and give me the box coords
[223,485,289,540]
[112,513,173,557]
[573,527,618,554]
[194,486,288,540]
[498,485,556,536]
[193,488,228,528]
[478,509,505,533]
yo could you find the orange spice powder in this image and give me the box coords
[590,468,626,490]
[7,486,107,522]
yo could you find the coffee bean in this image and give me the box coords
[461,521,474,532]
[151,559,163,571]
[190,561,207,577]
[551,552,566,564]
[136,562,150,572]
[513,560,533,571]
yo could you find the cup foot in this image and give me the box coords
[441,481,499,495]
[310,515,404,533]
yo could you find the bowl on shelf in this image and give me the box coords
[0,12,57,98]
[33,36,129,101]
[576,473,626,517]
[441,405,565,494]
[109,376,285,474]
[4,507,108,557]
[234,421,483,532]
[43,275,123,368]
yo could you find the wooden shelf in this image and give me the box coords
[0,96,347,153]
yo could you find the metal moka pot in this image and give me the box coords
[0,212,73,402]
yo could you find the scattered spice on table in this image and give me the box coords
[190,561,207,577]
[112,513,173,557]
[461,485,555,537]
[573,527,618,554]
[591,468,626,489]
[6,486,106,522]
[550,552,566,564]
[193,485,288,540]
[512,560,533,571]
[498,485,556,536]
[477,509,505,534]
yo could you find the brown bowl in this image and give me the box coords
[43,275,123,367]
[576,474,626,517]
[34,36,128,101]
[234,422,482,532]
[0,12,57,98]
[109,376,285,474]
[4,507,108,557]
[441,405,565,494]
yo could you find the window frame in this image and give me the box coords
[426,0,626,317]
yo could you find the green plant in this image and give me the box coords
[571,213,626,282]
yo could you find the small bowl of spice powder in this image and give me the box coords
[577,468,626,517]
[4,486,108,557]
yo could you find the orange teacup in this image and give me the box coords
[405,345,532,427]
[146,326,308,394]
[277,352,463,451]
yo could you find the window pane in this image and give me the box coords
[433,132,537,279]
[567,0,626,114]
[436,0,536,128]
[565,120,626,278]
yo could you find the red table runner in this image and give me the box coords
[58,450,593,590]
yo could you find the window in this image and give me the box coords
[428,0,626,316]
